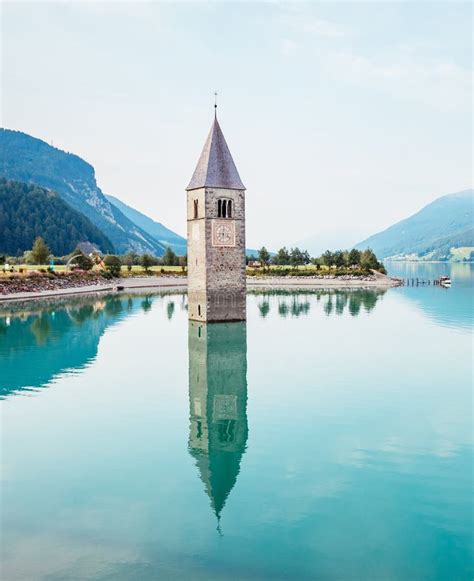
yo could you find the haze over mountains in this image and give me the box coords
[355,189,473,261]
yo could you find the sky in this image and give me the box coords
[2,1,472,253]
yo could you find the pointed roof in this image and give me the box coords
[186,116,245,191]
[192,449,245,519]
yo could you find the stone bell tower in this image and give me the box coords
[186,110,246,322]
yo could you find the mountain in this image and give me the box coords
[355,189,474,261]
[0,178,114,256]
[106,194,187,255]
[0,129,166,256]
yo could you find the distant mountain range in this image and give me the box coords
[106,195,186,255]
[2,128,471,262]
[0,129,183,256]
[355,189,473,261]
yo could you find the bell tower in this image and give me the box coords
[186,110,246,322]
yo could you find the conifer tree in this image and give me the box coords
[258,247,270,270]
[31,236,50,264]
[163,247,177,266]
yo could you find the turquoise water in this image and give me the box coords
[1,265,472,580]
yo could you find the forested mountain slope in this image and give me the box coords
[0,178,114,256]
[0,129,166,255]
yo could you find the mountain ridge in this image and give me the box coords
[355,189,473,261]
[106,195,187,255]
[0,128,167,256]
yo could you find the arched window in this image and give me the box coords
[198,304,201,316]
[217,198,233,218]
[194,199,198,219]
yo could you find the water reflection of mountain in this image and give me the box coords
[387,263,473,331]
[188,321,248,530]
[0,294,148,399]
[251,288,386,319]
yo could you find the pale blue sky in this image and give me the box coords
[2,1,472,252]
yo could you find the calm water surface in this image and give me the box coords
[1,264,472,580]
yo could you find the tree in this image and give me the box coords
[334,250,345,268]
[122,252,136,273]
[258,247,271,270]
[163,247,177,266]
[31,236,50,264]
[141,254,154,272]
[290,247,304,269]
[274,247,290,265]
[311,257,322,270]
[322,250,335,268]
[360,248,381,271]
[302,249,311,266]
[104,255,122,277]
[348,248,361,266]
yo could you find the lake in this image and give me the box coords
[1,264,472,580]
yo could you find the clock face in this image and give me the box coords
[212,220,235,247]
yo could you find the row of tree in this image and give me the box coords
[250,246,385,272]
[4,237,384,275]
[1,237,186,273]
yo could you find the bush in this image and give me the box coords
[104,255,122,277]
[141,254,156,272]
[70,250,93,271]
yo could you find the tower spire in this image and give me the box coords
[186,109,245,191]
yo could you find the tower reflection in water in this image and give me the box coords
[188,321,248,532]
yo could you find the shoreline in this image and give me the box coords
[0,274,396,304]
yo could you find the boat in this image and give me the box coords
[439,276,451,287]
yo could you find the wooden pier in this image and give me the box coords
[393,277,451,287]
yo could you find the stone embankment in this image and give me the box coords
[0,272,110,296]
[0,271,397,303]
[249,274,379,281]
[247,272,396,287]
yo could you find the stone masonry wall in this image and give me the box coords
[187,187,246,322]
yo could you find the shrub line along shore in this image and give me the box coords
[0,272,396,303]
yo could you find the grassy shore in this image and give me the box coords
[0,264,185,277]
[1,264,382,278]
